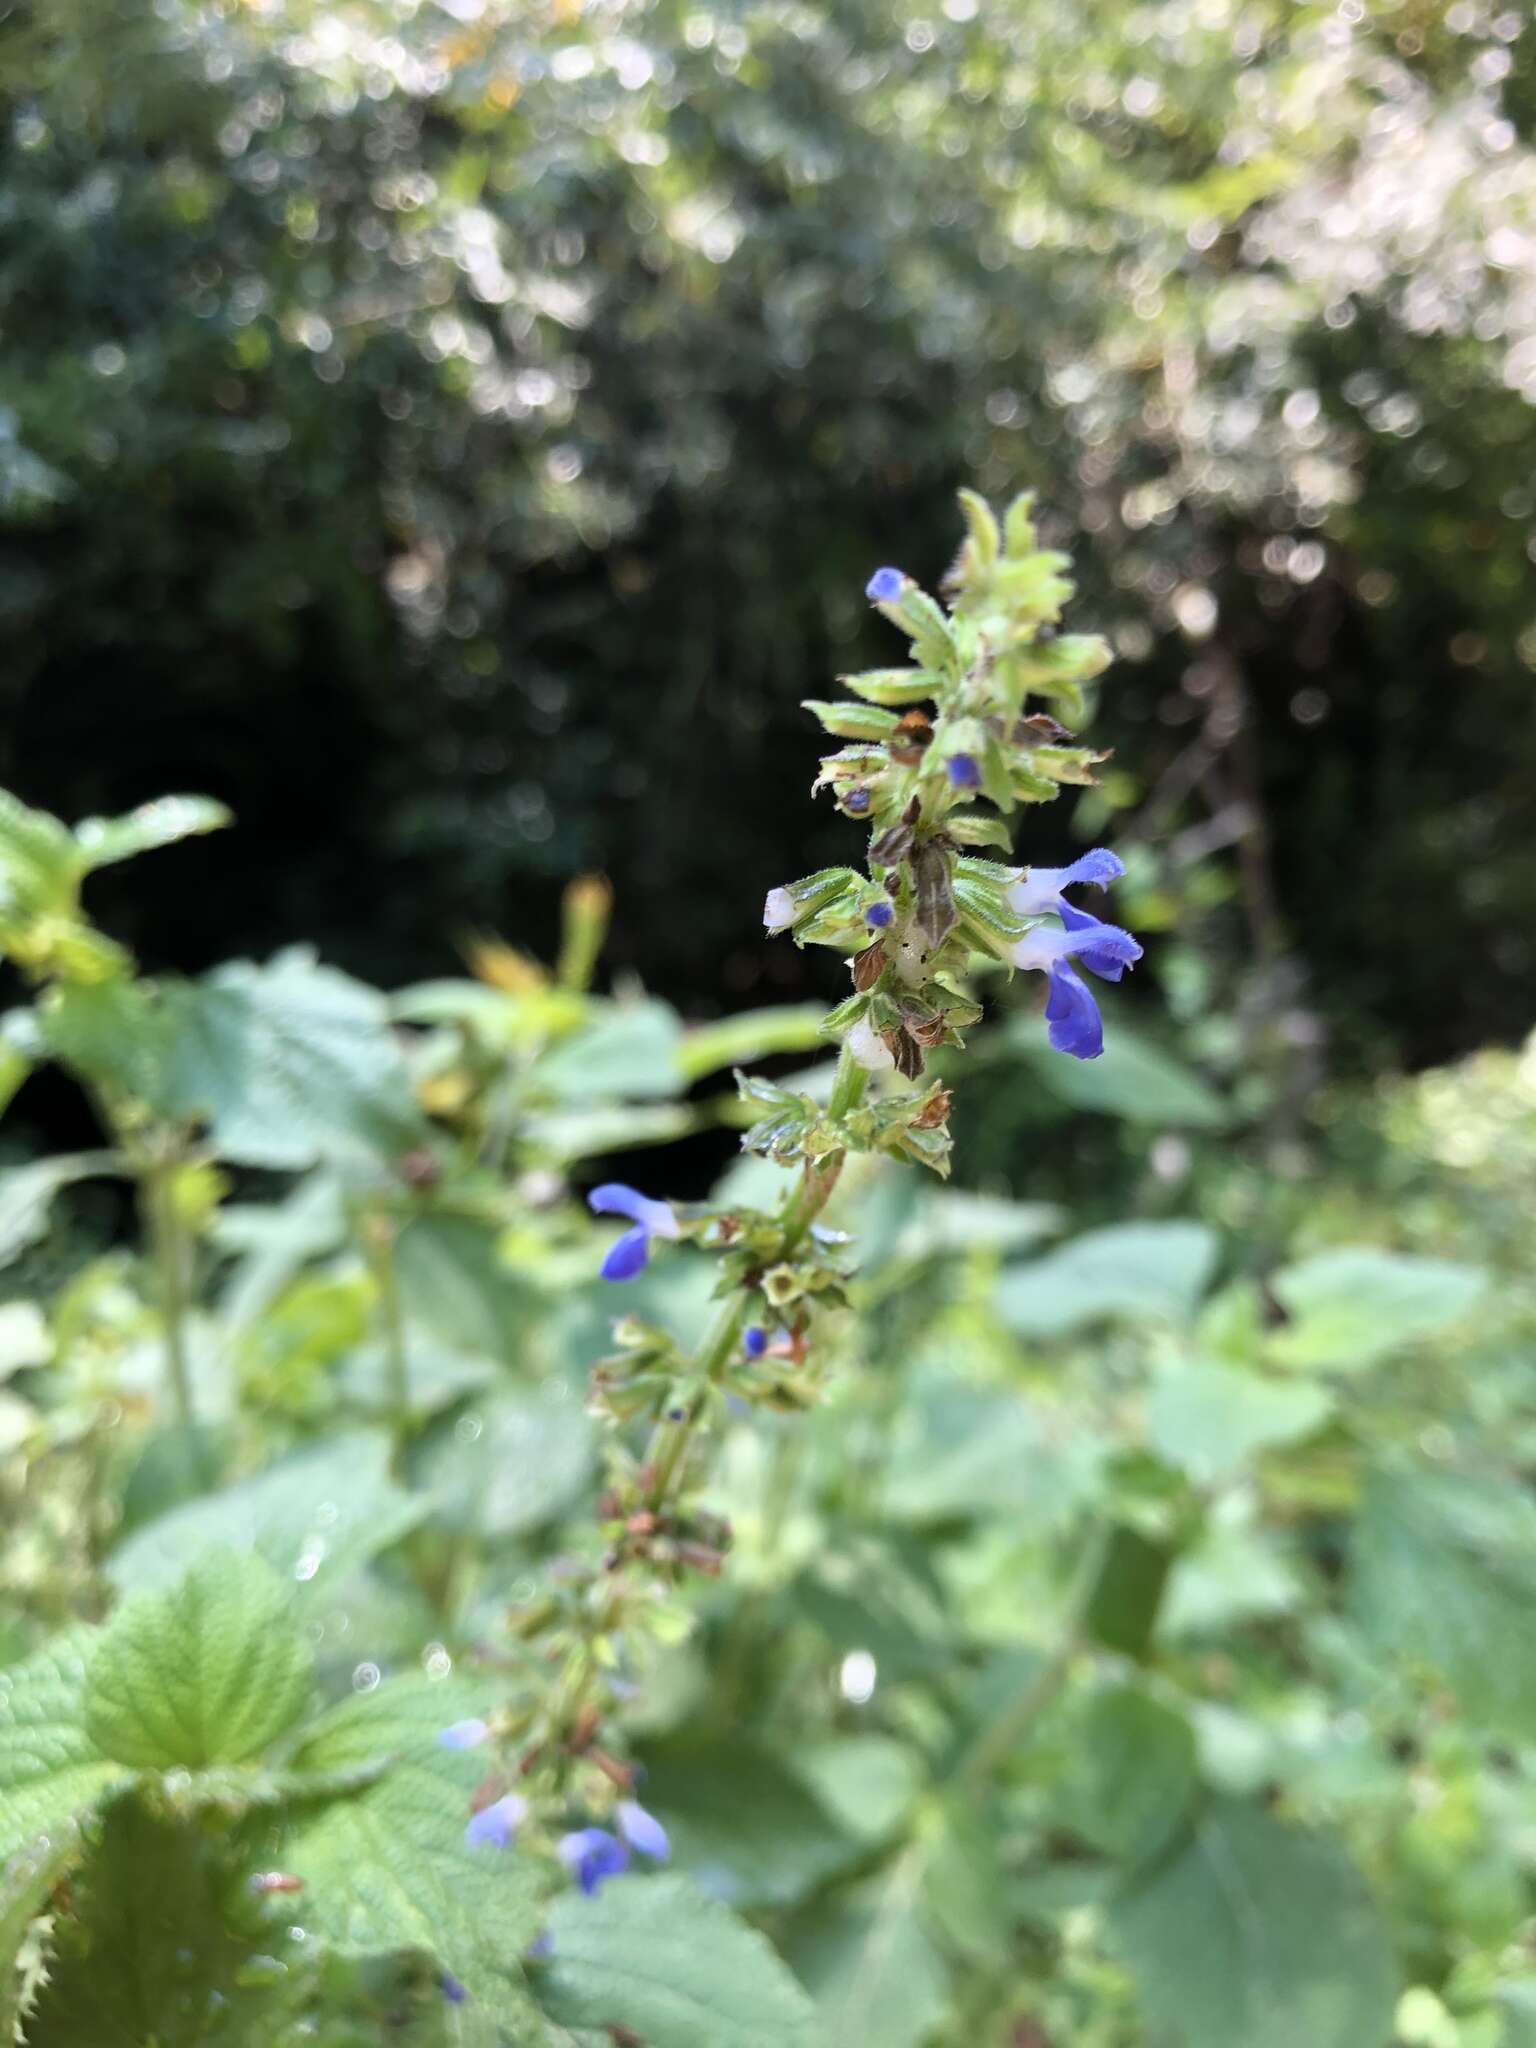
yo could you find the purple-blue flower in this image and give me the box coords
[558,1827,631,1896]
[1007,848,1125,918]
[588,1183,680,1281]
[946,752,981,789]
[1011,919,1143,1060]
[438,1717,490,1750]
[845,788,871,815]
[441,1974,467,2005]
[865,566,905,603]
[616,1800,670,1862]
[465,1793,527,1850]
[744,1326,769,1359]
[865,899,893,929]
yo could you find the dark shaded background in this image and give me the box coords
[2,0,1533,1094]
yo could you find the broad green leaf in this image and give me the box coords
[1057,1684,1197,1864]
[157,949,427,1169]
[1162,1519,1303,1639]
[997,1221,1218,1336]
[85,1550,313,1769]
[786,1863,948,2048]
[36,979,171,1103]
[1109,1800,1397,2048]
[1016,1016,1229,1127]
[72,794,231,873]
[521,1100,700,1166]
[286,1761,547,2039]
[0,789,77,917]
[395,1212,534,1359]
[539,1873,817,2048]
[534,998,685,1102]
[289,1670,500,1777]
[676,1005,827,1082]
[1144,1361,1332,1483]
[109,1429,426,1598]
[1268,1249,1487,1370]
[0,1152,118,1268]
[1351,1467,1536,1741]
[416,1390,592,1540]
[23,1798,319,2047]
[0,1632,125,1867]
[884,1377,1103,1527]
[634,1740,860,1909]
[791,1738,922,1847]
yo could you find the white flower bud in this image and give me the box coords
[846,1016,896,1071]
[763,887,795,932]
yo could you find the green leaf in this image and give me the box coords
[24,1798,321,2048]
[395,1212,534,1359]
[534,998,685,1102]
[0,789,77,917]
[37,980,172,1105]
[997,1221,1218,1336]
[0,1632,126,1867]
[1109,1800,1397,2048]
[1022,1018,1229,1126]
[676,1005,828,1083]
[157,949,427,1169]
[539,1873,817,2048]
[289,1670,499,1777]
[1144,1362,1332,1483]
[72,794,231,872]
[786,1863,948,2048]
[1057,1684,1197,1864]
[84,1550,313,1769]
[884,1377,1103,1527]
[109,1429,426,1599]
[0,1151,117,1268]
[634,1740,859,1910]
[1267,1249,1487,1370]
[416,1390,592,1540]
[1351,1466,1536,1741]
[287,1761,547,2039]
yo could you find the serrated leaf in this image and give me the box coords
[997,1221,1218,1336]
[394,1213,535,1358]
[72,794,231,872]
[1351,1466,1536,1741]
[1267,1249,1487,1371]
[287,1761,547,2040]
[84,1550,312,1769]
[23,1797,319,2047]
[884,1378,1103,1528]
[1057,1684,1197,1864]
[539,1873,817,2048]
[0,1633,126,1868]
[786,1862,948,2048]
[1144,1362,1332,1484]
[290,1671,499,1778]
[416,1391,592,1540]
[633,1740,859,1910]
[157,949,427,1169]
[109,1428,426,1599]
[0,789,77,917]
[1108,1800,1397,2048]
[533,998,685,1102]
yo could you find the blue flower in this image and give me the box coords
[864,899,893,929]
[1010,918,1142,1060]
[588,1183,681,1281]
[441,1973,467,2005]
[744,1326,769,1358]
[438,1717,490,1750]
[844,788,871,815]
[865,566,905,603]
[1006,847,1125,918]
[465,1793,527,1850]
[946,752,981,789]
[616,1800,670,1861]
[558,1827,630,1896]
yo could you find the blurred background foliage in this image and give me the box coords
[1,0,1533,1126]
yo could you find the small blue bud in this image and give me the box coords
[865,566,905,603]
[465,1792,527,1850]
[616,1799,670,1862]
[864,900,894,929]
[845,788,871,815]
[946,752,981,789]
[438,1717,490,1750]
[744,1326,768,1359]
[441,1974,468,2005]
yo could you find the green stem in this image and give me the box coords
[141,1160,194,1428]
[952,1521,1109,1789]
[366,1219,411,1429]
[826,1042,869,1126]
